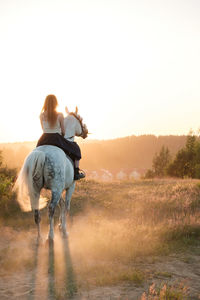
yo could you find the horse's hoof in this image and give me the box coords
[58,228,69,239]
[62,232,69,239]
[45,237,54,247]
[58,223,62,232]
[36,236,43,246]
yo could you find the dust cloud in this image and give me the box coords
[1,179,200,299]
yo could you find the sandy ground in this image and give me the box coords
[0,227,200,300]
[74,253,200,299]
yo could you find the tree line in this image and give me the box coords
[145,133,200,179]
[0,135,188,171]
[80,135,187,170]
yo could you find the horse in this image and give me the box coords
[15,107,88,241]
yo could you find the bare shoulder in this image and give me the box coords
[58,112,64,120]
[40,112,44,120]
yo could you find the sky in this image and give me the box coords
[0,0,200,142]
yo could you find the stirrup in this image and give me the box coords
[74,169,86,180]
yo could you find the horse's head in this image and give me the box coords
[65,106,88,139]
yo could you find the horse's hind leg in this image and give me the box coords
[65,183,75,212]
[48,190,62,241]
[59,197,68,238]
[34,209,41,239]
[59,184,75,237]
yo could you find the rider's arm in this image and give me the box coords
[58,113,65,136]
[40,113,44,131]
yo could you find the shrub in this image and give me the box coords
[0,151,19,216]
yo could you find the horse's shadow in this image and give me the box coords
[48,237,77,299]
[61,237,78,298]
[29,236,77,299]
[48,239,56,299]
[27,238,41,300]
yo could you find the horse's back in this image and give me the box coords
[36,145,74,189]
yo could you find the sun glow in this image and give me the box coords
[1,0,200,142]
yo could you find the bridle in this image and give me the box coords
[69,112,88,139]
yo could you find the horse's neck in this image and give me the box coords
[64,115,81,140]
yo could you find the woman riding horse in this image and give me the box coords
[37,94,85,180]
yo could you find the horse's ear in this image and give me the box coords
[75,106,78,114]
[65,106,69,114]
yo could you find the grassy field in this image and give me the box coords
[1,178,200,299]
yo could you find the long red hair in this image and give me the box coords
[42,95,58,127]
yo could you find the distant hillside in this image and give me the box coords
[80,135,187,170]
[0,135,187,170]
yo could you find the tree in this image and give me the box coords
[167,148,192,178]
[145,146,171,178]
[152,146,171,177]
[167,133,198,178]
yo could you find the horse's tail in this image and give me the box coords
[14,150,46,212]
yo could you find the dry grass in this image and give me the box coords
[65,178,200,289]
[1,178,200,298]
[141,282,189,299]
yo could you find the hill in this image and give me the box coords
[0,135,187,171]
[80,135,187,171]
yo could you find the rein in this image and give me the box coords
[69,112,88,139]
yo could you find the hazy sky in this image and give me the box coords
[0,0,200,142]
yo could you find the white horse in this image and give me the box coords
[15,107,88,241]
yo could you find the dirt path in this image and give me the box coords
[74,252,200,299]
[0,227,200,299]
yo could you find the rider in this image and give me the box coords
[36,94,85,180]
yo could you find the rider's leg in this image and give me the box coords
[74,160,79,168]
[74,160,85,180]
